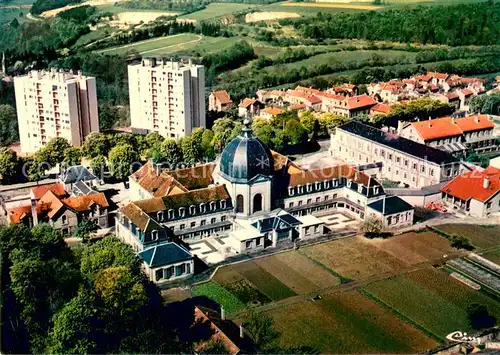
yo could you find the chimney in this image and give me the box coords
[240,323,244,338]
[221,306,225,320]
[31,198,38,227]
[452,117,456,124]
[428,117,432,128]
[483,177,490,189]
[475,115,479,124]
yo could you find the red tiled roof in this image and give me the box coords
[131,162,188,197]
[61,193,109,212]
[446,92,460,100]
[193,307,240,355]
[8,205,32,224]
[288,164,374,187]
[429,72,449,80]
[461,89,474,96]
[239,98,257,108]
[38,190,65,219]
[261,107,284,116]
[441,167,500,202]
[294,86,321,95]
[31,183,67,200]
[287,91,322,104]
[168,163,215,190]
[370,103,392,114]
[346,95,377,110]
[455,114,494,133]
[212,90,232,105]
[316,92,345,101]
[411,114,494,141]
[288,103,307,110]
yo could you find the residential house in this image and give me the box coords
[441,167,500,217]
[139,242,194,283]
[238,98,261,118]
[260,107,284,120]
[209,90,232,112]
[399,114,498,155]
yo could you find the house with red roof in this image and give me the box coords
[441,167,500,217]
[260,106,284,119]
[209,90,232,112]
[370,103,392,118]
[8,185,109,235]
[399,114,498,155]
[238,98,261,118]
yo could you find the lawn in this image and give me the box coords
[74,26,113,47]
[364,268,500,339]
[433,224,500,250]
[191,281,245,314]
[95,4,172,14]
[267,290,438,353]
[0,6,28,24]
[178,3,258,21]
[95,33,201,55]
[261,2,376,16]
[482,248,500,265]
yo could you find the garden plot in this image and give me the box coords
[447,258,500,293]
[364,268,500,338]
[267,290,438,353]
[301,236,406,280]
[434,224,500,250]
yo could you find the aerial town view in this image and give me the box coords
[1,0,500,353]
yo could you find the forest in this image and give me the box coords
[292,2,500,46]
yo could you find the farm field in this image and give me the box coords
[261,2,374,16]
[191,281,245,314]
[433,224,500,250]
[300,232,455,280]
[482,248,500,265]
[267,290,439,353]
[364,268,500,339]
[148,36,241,56]
[178,3,258,21]
[96,33,201,55]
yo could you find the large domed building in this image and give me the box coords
[215,119,274,216]
[117,120,414,284]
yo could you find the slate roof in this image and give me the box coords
[367,196,413,215]
[338,121,458,165]
[252,214,302,232]
[139,242,192,268]
[60,165,96,184]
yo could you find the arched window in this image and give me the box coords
[253,194,262,213]
[236,195,244,213]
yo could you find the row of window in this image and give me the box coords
[155,200,229,222]
[155,262,191,281]
[174,215,227,231]
[288,194,338,208]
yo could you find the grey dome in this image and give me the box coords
[219,120,274,182]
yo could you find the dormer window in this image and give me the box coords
[210,201,216,211]
[347,180,352,188]
[189,205,196,215]
[374,186,380,195]
[221,200,226,209]
[357,184,363,193]
[324,181,329,188]
[168,209,174,219]
[200,203,206,213]
[179,207,185,217]
[288,187,294,196]
[298,185,303,194]
[306,183,312,192]
[151,230,159,241]
[157,211,164,221]
[315,182,321,190]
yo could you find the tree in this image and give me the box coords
[80,237,140,281]
[63,146,82,167]
[299,111,318,138]
[243,311,280,351]
[90,155,106,178]
[284,119,308,145]
[74,218,98,242]
[192,127,216,161]
[467,303,496,330]
[159,139,183,168]
[181,135,202,164]
[83,132,113,159]
[0,147,18,184]
[200,339,228,354]
[108,143,140,181]
[0,104,18,146]
[362,217,384,238]
[213,118,242,150]
[47,291,100,354]
[318,113,347,135]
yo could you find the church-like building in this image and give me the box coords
[115,120,414,284]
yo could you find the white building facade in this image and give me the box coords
[128,58,205,139]
[14,69,99,154]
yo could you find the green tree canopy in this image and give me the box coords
[108,143,140,181]
[0,104,18,146]
[0,147,18,184]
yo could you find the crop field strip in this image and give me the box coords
[363,267,500,339]
[446,258,500,294]
[433,224,500,250]
[266,290,439,353]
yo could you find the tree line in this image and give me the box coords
[294,2,500,46]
